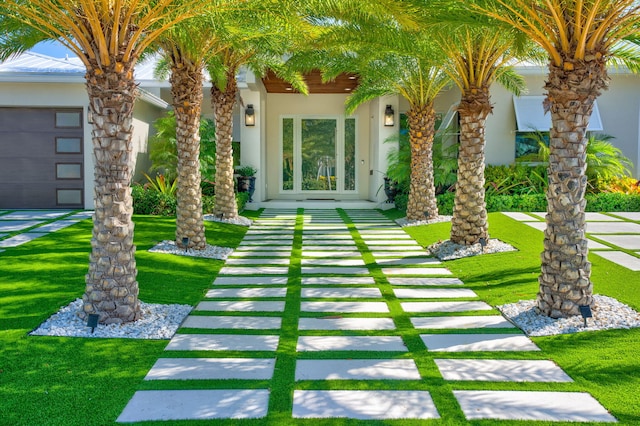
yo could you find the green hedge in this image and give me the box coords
[132,186,249,216]
[410,192,640,215]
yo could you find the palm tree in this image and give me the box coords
[473,0,640,317]
[428,18,529,245]
[153,17,222,251]
[0,0,210,324]
[204,8,309,220]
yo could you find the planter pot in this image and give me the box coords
[384,177,398,203]
[237,176,256,202]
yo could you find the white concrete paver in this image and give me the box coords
[145,358,276,380]
[435,359,572,382]
[394,288,478,299]
[382,267,452,276]
[453,391,616,422]
[592,251,640,271]
[411,316,514,329]
[165,334,279,351]
[372,251,429,257]
[301,288,381,298]
[117,390,270,422]
[376,257,441,266]
[213,276,289,285]
[594,234,640,250]
[181,315,282,330]
[292,390,440,420]
[613,212,640,221]
[0,221,42,232]
[298,317,396,330]
[303,251,362,257]
[301,301,389,313]
[388,277,464,286]
[295,359,421,380]
[501,212,539,221]
[225,258,291,265]
[301,266,369,275]
[0,210,70,220]
[421,333,540,352]
[301,258,366,266]
[218,266,289,275]
[297,335,407,351]
[230,251,291,257]
[33,220,79,232]
[195,301,285,312]
[402,301,493,312]
[205,288,287,298]
[587,222,640,233]
[301,276,375,285]
[0,232,48,247]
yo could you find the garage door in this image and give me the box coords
[0,107,84,209]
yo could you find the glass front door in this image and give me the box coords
[281,116,356,194]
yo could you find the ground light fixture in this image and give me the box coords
[384,105,395,126]
[579,305,593,327]
[245,104,255,126]
[182,237,189,253]
[86,313,99,333]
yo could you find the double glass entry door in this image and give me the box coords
[282,116,356,194]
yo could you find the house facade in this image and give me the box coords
[1,52,639,210]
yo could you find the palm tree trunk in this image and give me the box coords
[450,88,491,245]
[211,72,239,220]
[171,59,206,250]
[406,104,439,221]
[537,59,607,317]
[81,65,141,324]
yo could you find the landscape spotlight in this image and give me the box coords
[182,237,189,253]
[86,314,99,334]
[579,305,593,327]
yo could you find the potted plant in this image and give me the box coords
[236,165,258,201]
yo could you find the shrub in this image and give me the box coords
[484,164,547,196]
[586,193,640,211]
[132,185,177,216]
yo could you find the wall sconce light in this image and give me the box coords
[384,105,395,127]
[245,104,255,126]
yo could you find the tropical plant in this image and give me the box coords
[0,0,211,324]
[236,165,258,177]
[535,133,633,188]
[142,173,178,196]
[148,112,216,182]
[473,0,640,318]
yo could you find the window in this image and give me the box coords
[57,189,82,205]
[56,163,82,179]
[56,137,82,153]
[55,111,82,128]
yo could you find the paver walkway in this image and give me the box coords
[115,208,618,423]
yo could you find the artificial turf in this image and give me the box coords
[1,210,639,425]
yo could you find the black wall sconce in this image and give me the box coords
[384,104,395,126]
[245,104,255,126]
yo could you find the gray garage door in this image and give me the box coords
[0,107,84,209]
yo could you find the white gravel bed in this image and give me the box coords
[427,239,517,260]
[396,215,452,227]
[204,214,253,226]
[149,240,233,260]
[499,295,640,336]
[29,299,192,339]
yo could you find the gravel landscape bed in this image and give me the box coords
[148,240,234,260]
[427,238,517,260]
[29,299,192,339]
[499,295,640,336]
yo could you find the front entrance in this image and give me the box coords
[281,116,356,197]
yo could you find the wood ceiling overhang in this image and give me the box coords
[262,69,359,94]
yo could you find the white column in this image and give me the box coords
[239,84,264,205]
[369,95,399,203]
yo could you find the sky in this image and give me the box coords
[30,40,75,58]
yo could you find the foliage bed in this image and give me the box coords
[132,185,249,216]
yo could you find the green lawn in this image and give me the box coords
[1,211,639,425]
